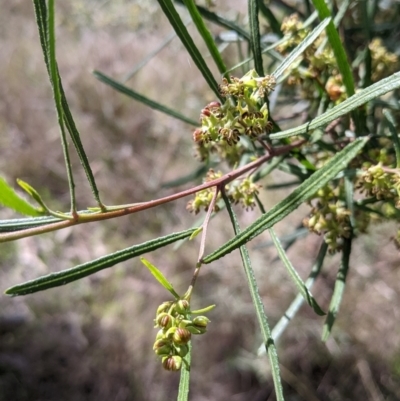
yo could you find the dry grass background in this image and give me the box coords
[1,1,400,400]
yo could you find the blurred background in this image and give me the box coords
[1,1,400,400]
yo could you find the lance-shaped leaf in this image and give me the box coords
[93,71,198,127]
[270,71,400,139]
[0,178,44,217]
[157,0,221,99]
[272,18,331,80]
[5,228,196,296]
[202,137,368,264]
[140,257,180,299]
[322,236,352,341]
[222,192,284,401]
[269,228,325,316]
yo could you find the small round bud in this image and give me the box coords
[156,301,174,316]
[175,300,190,315]
[192,316,210,328]
[162,355,182,372]
[173,328,192,345]
[153,339,172,356]
[156,313,175,329]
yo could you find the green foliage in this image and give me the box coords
[2,0,400,399]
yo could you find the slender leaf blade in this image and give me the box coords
[182,0,228,76]
[270,72,400,139]
[140,257,180,299]
[93,71,198,126]
[222,192,284,401]
[203,137,368,263]
[5,228,196,296]
[273,18,331,80]
[248,0,264,76]
[269,228,325,315]
[174,0,251,42]
[0,178,43,217]
[322,237,352,341]
[157,0,221,99]
[311,0,355,97]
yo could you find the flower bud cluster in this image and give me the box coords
[357,163,400,207]
[369,38,399,82]
[277,14,310,53]
[153,299,211,372]
[186,169,223,214]
[303,185,352,253]
[228,178,261,210]
[186,170,261,214]
[193,70,275,150]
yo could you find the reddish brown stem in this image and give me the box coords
[0,139,305,243]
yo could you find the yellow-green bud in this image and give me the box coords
[192,316,210,328]
[156,313,175,329]
[162,355,182,372]
[153,339,172,356]
[173,328,192,345]
[175,300,190,315]
[156,301,174,316]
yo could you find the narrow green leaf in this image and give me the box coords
[17,179,50,212]
[5,228,196,296]
[140,257,180,299]
[248,0,264,76]
[269,228,325,315]
[269,242,328,345]
[322,236,352,341]
[182,0,228,76]
[221,192,284,401]
[270,72,400,139]
[273,18,331,80]
[93,71,198,126]
[174,0,251,42]
[311,0,355,98]
[46,0,77,212]
[257,0,282,36]
[33,0,104,210]
[0,178,43,217]
[383,109,400,168]
[157,0,221,99]
[203,137,368,263]
[177,342,191,401]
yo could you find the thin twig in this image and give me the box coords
[0,139,306,243]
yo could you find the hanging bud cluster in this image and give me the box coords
[357,163,400,207]
[153,299,211,372]
[186,170,261,214]
[193,69,275,150]
[369,38,399,82]
[228,178,261,210]
[186,169,223,214]
[303,185,352,253]
[277,14,310,53]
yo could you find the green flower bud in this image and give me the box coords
[155,329,166,341]
[153,339,172,356]
[162,355,182,372]
[156,301,174,316]
[156,313,175,329]
[192,316,210,328]
[172,328,192,345]
[175,300,190,315]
